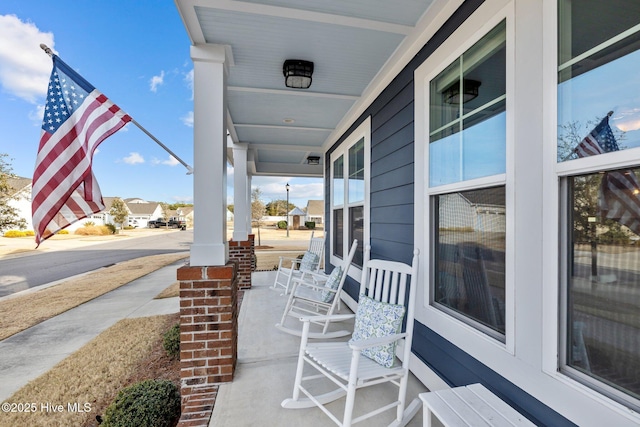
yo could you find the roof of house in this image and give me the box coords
[5,175,32,196]
[127,202,160,215]
[125,197,150,204]
[460,187,505,208]
[306,200,324,216]
[178,206,194,216]
[289,207,306,216]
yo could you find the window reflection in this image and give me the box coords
[433,187,506,336]
[567,171,640,401]
[557,1,640,161]
[348,138,365,203]
[429,21,506,186]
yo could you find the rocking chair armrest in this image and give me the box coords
[291,280,328,293]
[277,255,302,264]
[348,333,407,351]
[294,270,328,282]
[298,313,355,323]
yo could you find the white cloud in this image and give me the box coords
[123,152,144,165]
[0,14,55,104]
[152,155,180,166]
[251,177,324,206]
[181,111,193,127]
[28,104,45,126]
[149,70,165,92]
[184,68,193,99]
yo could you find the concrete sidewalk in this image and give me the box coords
[0,261,182,402]
[209,271,427,427]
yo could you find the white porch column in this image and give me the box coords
[232,143,249,241]
[247,174,253,233]
[190,44,228,266]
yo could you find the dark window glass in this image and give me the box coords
[566,170,640,403]
[333,209,343,259]
[433,186,506,336]
[349,206,364,267]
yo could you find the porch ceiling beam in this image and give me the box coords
[248,143,323,153]
[228,86,359,101]
[184,0,414,35]
[234,123,333,132]
[254,161,323,177]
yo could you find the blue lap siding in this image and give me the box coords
[323,1,571,424]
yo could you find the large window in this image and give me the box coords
[330,119,370,269]
[558,0,640,409]
[429,21,507,339]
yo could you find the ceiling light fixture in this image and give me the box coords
[283,59,314,89]
[307,156,320,165]
[443,79,481,104]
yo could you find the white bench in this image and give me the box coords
[419,383,536,427]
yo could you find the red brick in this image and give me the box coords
[204,265,235,279]
[177,265,206,281]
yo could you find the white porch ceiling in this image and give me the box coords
[175,0,436,177]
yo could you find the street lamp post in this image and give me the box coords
[286,182,290,237]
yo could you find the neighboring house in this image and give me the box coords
[178,206,194,228]
[126,200,163,228]
[1,180,168,231]
[178,1,640,425]
[305,200,324,225]
[438,187,506,233]
[287,206,306,229]
[5,176,32,230]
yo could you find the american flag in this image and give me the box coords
[574,115,640,235]
[32,55,131,246]
[573,115,618,158]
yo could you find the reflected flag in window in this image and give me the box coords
[32,55,131,246]
[574,115,640,235]
[573,115,617,158]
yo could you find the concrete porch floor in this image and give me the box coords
[209,271,427,426]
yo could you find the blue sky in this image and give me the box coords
[0,1,322,209]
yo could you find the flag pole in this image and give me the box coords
[129,118,194,174]
[40,44,194,175]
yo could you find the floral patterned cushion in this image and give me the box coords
[320,267,343,303]
[349,294,405,368]
[299,251,319,272]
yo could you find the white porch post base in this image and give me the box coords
[190,243,229,267]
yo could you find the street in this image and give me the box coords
[0,231,192,297]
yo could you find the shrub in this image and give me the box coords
[101,379,180,427]
[75,225,109,236]
[24,230,35,236]
[305,221,316,229]
[56,229,69,235]
[105,223,117,234]
[163,323,180,359]
[3,230,26,238]
[277,220,288,229]
[84,221,96,227]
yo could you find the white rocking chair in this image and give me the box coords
[281,245,421,427]
[276,240,358,339]
[272,232,324,294]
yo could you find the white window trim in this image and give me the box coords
[330,117,370,281]
[542,0,640,421]
[415,0,515,357]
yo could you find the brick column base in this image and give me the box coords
[178,261,238,421]
[228,234,255,289]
